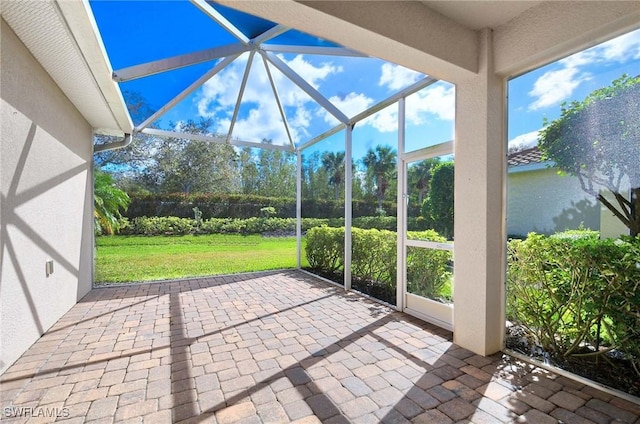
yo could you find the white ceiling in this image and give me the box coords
[421,1,542,30]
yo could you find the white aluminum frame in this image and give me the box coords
[226,50,256,143]
[135,54,241,132]
[396,98,406,311]
[112,44,249,82]
[265,51,349,125]
[260,51,295,149]
[398,141,455,328]
[344,125,353,290]
[140,128,294,151]
[189,0,249,44]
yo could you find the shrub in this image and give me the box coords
[125,192,399,220]
[124,216,195,235]
[507,233,640,374]
[305,226,344,273]
[406,230,452,301]
[305,226,452,303]
[421,161,454,239]
[351,228,397,285]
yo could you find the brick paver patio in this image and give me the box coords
[1,270,639,423]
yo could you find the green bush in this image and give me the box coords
[406,230,452,301]
[125,192,400,220]
[305,226,452,303]
[116,215,433,236]
[125,216,195,235]
[305,226,345,273]
[351,228,397,285]
[507,233,640,374]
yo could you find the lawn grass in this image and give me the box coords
[95,234,307,284]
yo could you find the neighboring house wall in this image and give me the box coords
[507,165,600,237]
[1,21,93,374]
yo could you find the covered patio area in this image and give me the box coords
[2,271,638,423]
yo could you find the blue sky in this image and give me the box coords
[90,1,639,160]
[508,29,640,150]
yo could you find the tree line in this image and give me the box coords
[95,122,450,212]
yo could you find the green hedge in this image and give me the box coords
[507,232,640,376]
[118,216,335,236]
[125,193,399,220]
[111,215,430,236]
[304,226,452,304]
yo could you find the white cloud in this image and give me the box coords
[283,54,342,90]
[601,30,640,62]
[360,83,455,133]
[528,67,590,110]
[364,106,398,132]
[508,130,540,149]
[409,84,455,121]
[528,29,639,110]
[195,53,343,144]
[379,63,422,91]
[324,92,374,124]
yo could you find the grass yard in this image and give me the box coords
[95,234,307,284]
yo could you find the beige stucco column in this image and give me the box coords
[453,29,506,356]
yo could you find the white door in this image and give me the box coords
[399,144,454,330]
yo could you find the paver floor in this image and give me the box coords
[1,270,639,423]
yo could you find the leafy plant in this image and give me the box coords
[507,233,640,374]
[305,226,345,273]
[421,161,454,240]
[537,75,640,236]
[363,145,397,210]
[94,170,130,235]
[305,226,452,303]
[406,230,452,301]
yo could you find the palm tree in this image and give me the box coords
[408,158,440,204]
[94,170,130,235]
[363,145,397,210]
[321,151,345,200]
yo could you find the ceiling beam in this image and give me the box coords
[251,24,289,45]
[259,52,295,149]
[263,44,367,57]
[265,51,349,124]
[141,128,294,151]
[134,54,241,131]
[226,50,256,143]
[112,44,249,82]
[190,0,249,44]
[213,0,478,81]
[494,1,640,77]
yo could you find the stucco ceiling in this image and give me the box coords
[421,1,542,30]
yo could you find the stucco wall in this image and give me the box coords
[1,20,93,375]
[507,166,600,237]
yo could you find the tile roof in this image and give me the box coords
[507,146,545,167]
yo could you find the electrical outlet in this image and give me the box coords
[46,260,54,277]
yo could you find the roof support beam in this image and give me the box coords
[297,75,438,152]
[265,51,349,124]
[348,76,437,125]
[226,50,256,143]
[251,24,289,45]
[264,44,367,57]
[141,128,294,151]
[112,44,249,82]
[298,124,346,152]
[190,0,249,44]
[135,54,241,131]
[259,52,295,149]
[213,0,478,81]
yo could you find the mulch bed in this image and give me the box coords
[506,325,640,397]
